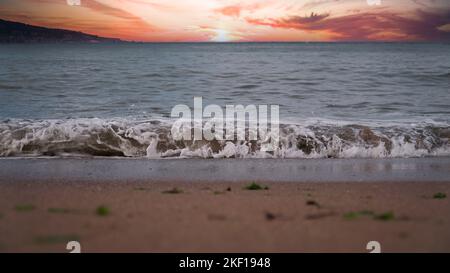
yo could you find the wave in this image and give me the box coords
[0,118,449,159]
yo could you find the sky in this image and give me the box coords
[0,0,449,42]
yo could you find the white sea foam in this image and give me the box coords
[0,118,449,159]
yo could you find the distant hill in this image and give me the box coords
[0,19,122,43]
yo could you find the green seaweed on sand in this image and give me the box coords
[14,204,35,212]
[162,187,183,194]
[96,205,110,216]
[343,211,359,220]
[34,234,80,245]
[359,210,375,216]
[374,211,395,221]
[244,182,269,190]
[48,208,76,214]
[134,187,151,191]
[343,210,375,220]
[433,192,447,199]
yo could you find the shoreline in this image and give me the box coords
[1,158,449,252]
[1,157,450,183]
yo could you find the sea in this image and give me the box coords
[0,42,449,159]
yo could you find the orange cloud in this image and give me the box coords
[246,9,450,41]
[215,5,242,18]
[1,0,449,42]
[0,0,155,41]
[81,0,155,39]
[214,2,271,18]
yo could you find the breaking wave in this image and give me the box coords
[0,118,449,159]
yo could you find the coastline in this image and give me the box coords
[1,157,450,183]
[0,158,449,252]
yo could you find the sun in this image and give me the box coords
[211,29,230,42]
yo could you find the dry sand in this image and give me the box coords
[0,181,449,252]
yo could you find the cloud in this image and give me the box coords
[81,0,153,30]
[287,12,330,24]
[83,0,140,20]
[14,0,154,30]
[214,2,270,18]
[215,5,242,18]
[2,0,449,42]
[246,9,450,41]
[300,0,341,10]
[0,0,155,40]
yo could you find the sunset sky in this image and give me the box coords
[0,0,449,42]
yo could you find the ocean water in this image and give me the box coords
[0,42,449,158]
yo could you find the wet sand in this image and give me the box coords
[1,157,450,183]
[0,180,449,252]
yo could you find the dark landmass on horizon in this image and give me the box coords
[0,19,122,43]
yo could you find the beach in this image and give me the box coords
[1,158,449,253]
[1,43,449,253]
[1,0,450,258]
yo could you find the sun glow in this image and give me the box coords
[211,28,230,42]
[0,0,448,42]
